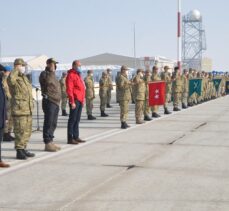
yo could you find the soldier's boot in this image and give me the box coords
[3,133,13,142]
[101,111,109,117]
[144,115,152,121]
[188,102,193,107]
[16,149,27,160]
[164,108,171,115]
[23,149,35,158]
[182,103,188,109]
[88,115,96,120]
[45,143,58,152]
[173,107,181,111]
[124,122,130,128]
[152,112,161,118]
[121,122,127,129]
[62,110,68,116]
[106,104,112,108]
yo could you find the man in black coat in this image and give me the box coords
[0,64,10,168]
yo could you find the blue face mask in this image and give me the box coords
[75,67,82,74]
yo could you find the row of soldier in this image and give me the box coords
[80,65,228,129]
[0,58,228,163]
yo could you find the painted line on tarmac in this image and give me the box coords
[0,96,226,176]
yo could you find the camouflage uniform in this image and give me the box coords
[107,73,113,107]
[161,70,172,111]
[117,73,131,123]
[115,72,121,103]
[133,73,146,123]
[99,74,109,113]
[85,75,95,116]
[2,75,13,134]
[172,72,183,110]
[181,73,189,107]
[59,75,68,111]
[151,72,161,115]
[7,68,33,150]
[144,74,152,118]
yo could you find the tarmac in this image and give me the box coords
[0,94,229,211]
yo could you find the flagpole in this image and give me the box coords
[177,0,182,72]
[133,23,137,70]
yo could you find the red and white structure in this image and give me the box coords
[177,0,182,72]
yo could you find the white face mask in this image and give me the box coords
[19,66,26,74]
[91,73,94,77]
[139,72,143,78]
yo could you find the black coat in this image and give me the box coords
[0,76,6,129]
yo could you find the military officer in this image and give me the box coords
[59,72,68,116]
[85,70,96,120]
[116,66,132,129]
[99,72,109,117]
[144,69,152,121]
[181,69,188,109]
[151,66,161,118]
[172,66,183,111]
[115,72,121,103]
[2,66,15,142]
[161,66,172,114]
[7,58,35,160]
[106,68,113,108]
[133,69,146,124]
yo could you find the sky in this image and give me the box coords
[0,0,228,70]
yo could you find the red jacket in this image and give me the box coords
[66,69,85,105]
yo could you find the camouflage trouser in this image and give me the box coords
[100,95,107,111]
[182,92,188,105]
[144,99,151,116]
[61,97,68,110]
[13,115,32,150]
[188,93,197,104]
[107,89,112,105]
[173,92,182,108]
[119,100,130,122]
[152,105,159,113]
[135,100,144,121]
[4,100,13,133]
[164,92,171,109]
[116,88,120,103]
[86,98,93,115]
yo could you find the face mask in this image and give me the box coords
[75,67,82,74]
[139,72,143,78]
[19,67,26,74]
[90,73,94,77]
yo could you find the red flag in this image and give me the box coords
[148,81,166,106]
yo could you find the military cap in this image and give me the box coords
[121,65,129,71]
[46,58,58,65]
[14,58,27,66]
[164,66,171,70]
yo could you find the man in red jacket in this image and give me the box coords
[66,60,86,144]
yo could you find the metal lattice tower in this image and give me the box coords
[182,10,207,70]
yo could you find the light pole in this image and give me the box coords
[177,0,182,72]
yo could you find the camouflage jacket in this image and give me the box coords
[116,74,131,101]
[84,75,95,99]
[133,74,146,101]
[7,69,33,116]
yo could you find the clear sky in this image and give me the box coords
[0,0,228,70]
